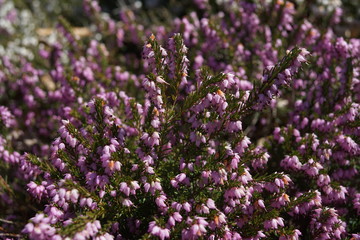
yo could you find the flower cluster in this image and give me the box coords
[0,0,359,239]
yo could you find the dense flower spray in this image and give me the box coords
[0,0,359,239]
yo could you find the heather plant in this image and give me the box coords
[0,0,359,239]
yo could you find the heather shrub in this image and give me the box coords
[0,0,359,239]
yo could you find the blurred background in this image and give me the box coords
[1,0,359,59]
[3,0,360,30]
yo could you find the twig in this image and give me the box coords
[0,218,15,224]
[0,233,22,238]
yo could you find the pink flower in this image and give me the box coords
[206,199,216,209]
[156,195,167,209]
[122,198,133,207]
[183,202,192,212]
